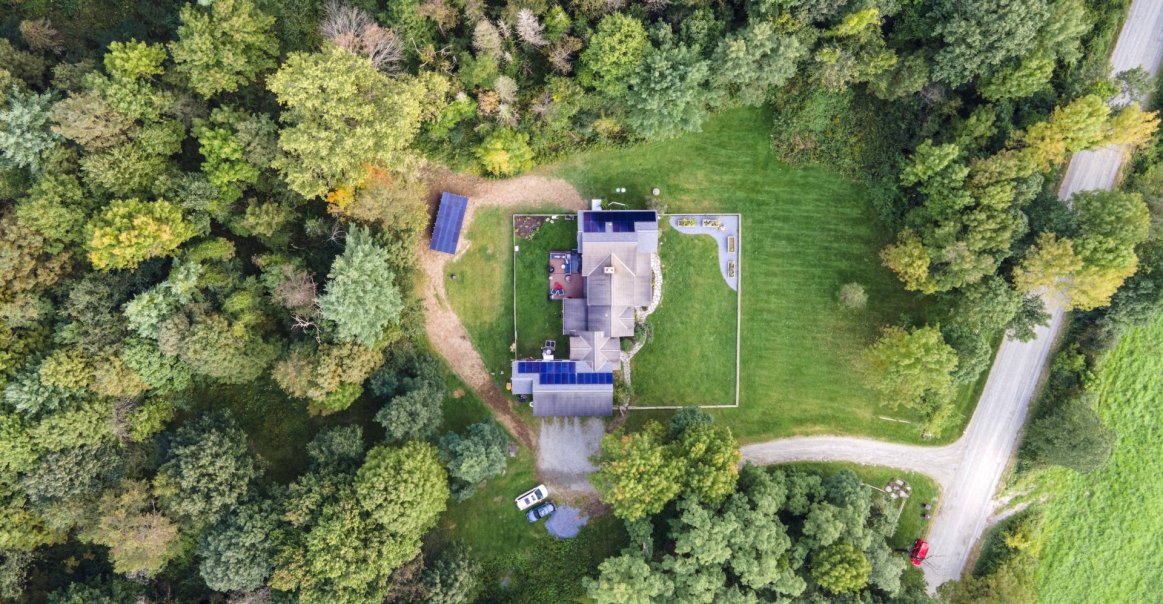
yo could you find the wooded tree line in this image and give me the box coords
[800,0,1163,439]
[1,2,517,600]
[587,410,934,603]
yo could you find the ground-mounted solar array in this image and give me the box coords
[430,192,469,253]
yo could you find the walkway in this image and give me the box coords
[669,214,740,291]
[744,0,1163,592]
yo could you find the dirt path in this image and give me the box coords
[418,169,587,451]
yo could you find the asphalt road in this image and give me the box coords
[743,0,1163,592]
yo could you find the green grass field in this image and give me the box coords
[552,107,955,443]
[514,216,577,358]
[1035,314,1163,602]
[443,208,516,379]
[632,225,739,406]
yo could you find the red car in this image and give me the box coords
[910,539,929,566]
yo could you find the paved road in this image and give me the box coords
[744,0,1163,592]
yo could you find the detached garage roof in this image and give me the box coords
[430,192,468,254]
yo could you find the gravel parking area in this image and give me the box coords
[669,214,740,291]
[537,417,604,497]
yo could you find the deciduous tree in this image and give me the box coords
[421,544,481,604]
[811,542,871,594]
[592,422,683,521]
[1024,392,1114,473]
[927,0,1050,86]
[578,14,650,97]
[710,22,806,107]
[85,199,196,270]
[169,0,278,98]
[624,38,711,140]
[474,128,534,176]
[863,325,958,412]
[439,422,508,500]
[267,45,432,198]
[154,412,259,527]
[82,480,181,578]
[198,498,279,592]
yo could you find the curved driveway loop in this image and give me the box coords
[668,214,739,291]
[744,0,1163,592]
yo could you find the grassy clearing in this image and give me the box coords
[780,462,939,551]
[514,216,577,358]
[444,208,516,379]
[551,107,963,444]
[1035,314,1163,602]
[632,225,738,406]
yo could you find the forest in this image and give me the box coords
[1,0,1160,602]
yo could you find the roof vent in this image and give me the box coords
[604,266,615,274]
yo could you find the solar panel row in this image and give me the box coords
[537,372,614,385]
[430,192,468,254]
[516,361,577,374]
[582,210,657,233]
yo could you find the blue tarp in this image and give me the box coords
[430,192,468,254]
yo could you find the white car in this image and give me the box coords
[515,484,549,511]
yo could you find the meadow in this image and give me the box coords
[1035,313,1163,601]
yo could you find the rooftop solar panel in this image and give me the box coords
[535,370,614,386]
[430,192,468,254]
[582,210,657,233]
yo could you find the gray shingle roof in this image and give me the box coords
[563,298,588,334]
[569,330,622,372]
[532,391,613,416]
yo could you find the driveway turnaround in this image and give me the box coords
[744,0,1163,592]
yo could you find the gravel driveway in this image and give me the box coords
[744,0,1163,592]
[537,417,605,497]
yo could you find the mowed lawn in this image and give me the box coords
[1036,314,1163,602]
[553,107,936,443]
[443,208,514,378]
[514,216,577,358]
[632,225,738,406]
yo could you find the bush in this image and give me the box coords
[1024,392,1115,473]
[838,282,867,309]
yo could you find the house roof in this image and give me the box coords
[563,298,588,334]
[532,391,613,416]
[570,330,622,372]
[572,211,656,341]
